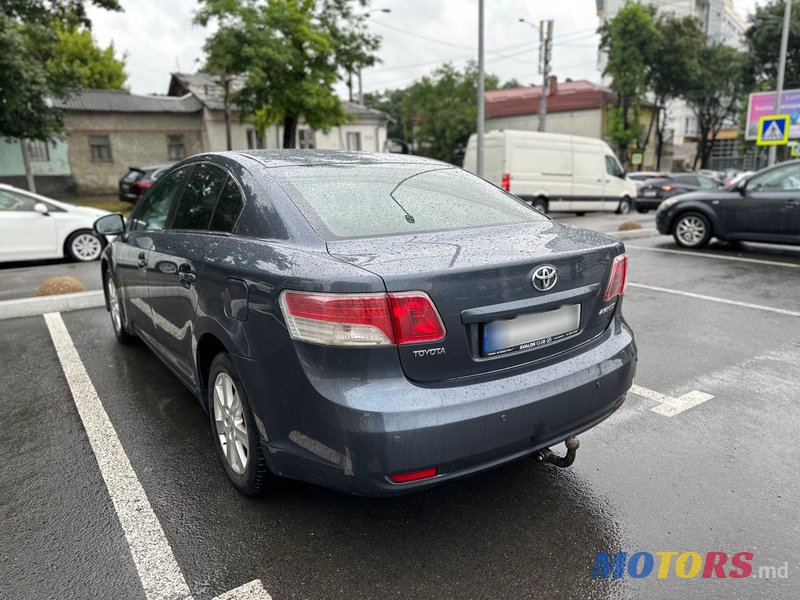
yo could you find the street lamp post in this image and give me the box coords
[768,0,792,166]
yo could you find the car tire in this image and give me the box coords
[209,353,271,496]
[672,211,712,248]
[532,197,548,214]
[616,197,632,215]
[105,271,133,344]
[636,207,650,214]
[66,229,105,262]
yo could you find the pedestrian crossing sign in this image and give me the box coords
[791,143,800,157]
[757,114,790,146]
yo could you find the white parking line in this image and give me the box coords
[628,283,800,318]
[626,244,800,268]
[629,384,715,417]
[44,312,271,600]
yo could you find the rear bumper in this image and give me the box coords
[236,315,637,496]
[636,196,664,210]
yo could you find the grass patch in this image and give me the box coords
[70,196,133,217]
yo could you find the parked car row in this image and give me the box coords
[636,172,723,213]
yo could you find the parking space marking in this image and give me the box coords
[628,283,800,318]
[44,312,271,600]
[629,384,715,417]
[626,245,800,268]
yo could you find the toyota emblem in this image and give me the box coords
[532,265,558,292]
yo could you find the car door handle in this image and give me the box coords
[178,265,196,288]
[137,252,148,270]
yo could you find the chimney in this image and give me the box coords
[548,75,558,96]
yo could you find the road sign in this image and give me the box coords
[631,152,643,166]
[791,143,800,157]
[757,115,790,146]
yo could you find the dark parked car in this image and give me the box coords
[94,151,636,496]
[656,160,800,248]
[637,172,722,213]
[118,164,173,202]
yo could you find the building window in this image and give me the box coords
[27,140,50,162]
[167,134,186,160]
[298,129,316,149]
[89,135,112,163]
[346,132,362,151]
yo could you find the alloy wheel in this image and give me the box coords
[676,216,707,246]
[213,372,249,475]
[107,277,122,335]
[71,233,103,261]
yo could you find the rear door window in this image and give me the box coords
[129,166,190,231]
[171,163,228,231]
[209,178,244,233]
[676,174,699,186]
[278,163,547,240]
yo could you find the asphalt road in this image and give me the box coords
[1,232,799,599]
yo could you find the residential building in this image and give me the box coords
[0,74,387,196]
[596,0,748,168]
[484,78,659,169]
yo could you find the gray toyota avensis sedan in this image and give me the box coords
[94,150,636,496]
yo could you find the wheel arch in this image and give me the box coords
[196,332,233,410]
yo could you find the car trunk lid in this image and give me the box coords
[327,221,624,384]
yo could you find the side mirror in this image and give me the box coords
[34,202,49,215]
[94,213,126,235]
[738,180,749,196]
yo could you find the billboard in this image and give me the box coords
[746,90,800,140]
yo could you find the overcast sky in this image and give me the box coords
[87,0,770,98]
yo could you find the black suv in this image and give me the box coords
[118,164,173,203]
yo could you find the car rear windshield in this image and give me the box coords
[278,163,546,240]
[122,169,143,183]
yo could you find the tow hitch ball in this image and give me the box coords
[536,436,580,468]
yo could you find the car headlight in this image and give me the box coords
[658,197,681,212]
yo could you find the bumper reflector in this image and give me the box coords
[388,467,438,484]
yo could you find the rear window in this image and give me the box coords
[278,163,546,240]
[122,169,143,183]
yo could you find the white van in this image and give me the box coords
[463,130,636,215]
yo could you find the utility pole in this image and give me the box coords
[538,19,554,133]
[20,139,35,193]
[768,0,792,166]
[476,0,485,177]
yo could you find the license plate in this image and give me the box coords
[482,304,581,357]
[643,190,657,197]
[121,183,130,192]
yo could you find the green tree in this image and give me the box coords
[686,44,746,169]
[47,24,127,90]
[745,0,800,90]
[196,0,381,149]
[599,1,660,165]
[647,15,705,169]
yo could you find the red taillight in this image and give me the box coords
[662,184,673,192]
[133,181,152,192]
[501,172,511,191]
[280,291,446,347]
[604,254,628,301]
[389,467,438,484]
[389,292,446,344]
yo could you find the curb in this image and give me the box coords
[604,228,659,241]
[0,290,105,321]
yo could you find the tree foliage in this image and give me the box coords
[599,2,660,162]
[47,24,127,90]
[365,62,500,164]
[196,0,381,148]
[686,44,746,168]
[0,0,121,141]
[745,0,800,90]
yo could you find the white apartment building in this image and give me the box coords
[596,0,747,166]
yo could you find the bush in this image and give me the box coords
[618,221,643,231]
[36,276,87,296]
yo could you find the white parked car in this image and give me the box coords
[0,184,109,263]
[463,130,636,215]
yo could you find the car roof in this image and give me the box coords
[228,149,446,169]
[129,163,173,171]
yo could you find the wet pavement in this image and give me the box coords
[1,231,799,599]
